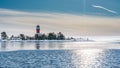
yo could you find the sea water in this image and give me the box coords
[0,37,120,68]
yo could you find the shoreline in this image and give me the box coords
[0,39,94,42]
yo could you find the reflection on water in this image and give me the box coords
[0,41,120,51]
[72,49,104,67]
[35,41,40,49]
[71,49,120,68]
[20,41,24,48]
[0,41,66,51]
[0,41,7,50]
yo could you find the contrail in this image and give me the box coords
[92,5,117,14]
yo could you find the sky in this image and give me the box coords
[0,0,120,36]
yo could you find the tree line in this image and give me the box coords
[1,32,66,40]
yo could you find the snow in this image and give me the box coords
[0,39,94,42]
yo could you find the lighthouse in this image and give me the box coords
[35,25,40,40]
[36,25,40,34]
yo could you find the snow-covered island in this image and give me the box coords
[0,25,94,42]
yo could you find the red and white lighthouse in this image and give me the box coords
[36,25,40,34]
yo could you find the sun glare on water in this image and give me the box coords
[72,49,104,68]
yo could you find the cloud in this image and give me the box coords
[92,5,117,14]
[0,8,120,36]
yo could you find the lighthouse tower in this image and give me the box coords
[36,25,40,34]
[35,25,40,40]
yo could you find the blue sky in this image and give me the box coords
[0,0,84,12]
[0,0,120,36]
[0,0,120,16]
